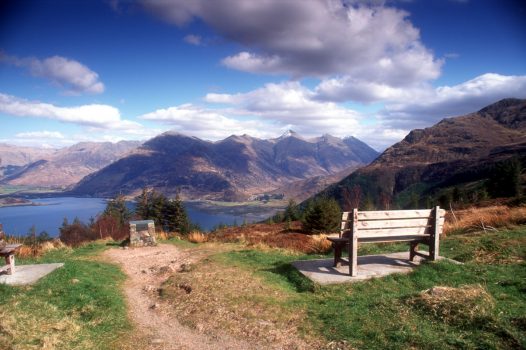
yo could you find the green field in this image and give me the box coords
[166,226,526,349]
[0,243,131,350]
[1,225,524,349]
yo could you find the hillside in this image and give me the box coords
[71,131,379,200]
[0,141,141,189]
[0,144,55,179]
[321,98,526,208]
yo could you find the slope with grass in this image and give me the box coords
[0,243,131,350]
[1,214,524,349]
[159,223,526,349]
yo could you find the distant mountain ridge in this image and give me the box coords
[71,131,379,200]
[0,141,141,189]
[320,98,526,208]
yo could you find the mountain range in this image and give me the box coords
[70,131,379,200]
[0,141,141,189]
[321,98,526,208]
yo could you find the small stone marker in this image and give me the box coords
[129,220,156,247]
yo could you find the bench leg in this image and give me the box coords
[349,238,358,277]
[409,242,419,261]
[5,254,15,275]
[333,243,343,267]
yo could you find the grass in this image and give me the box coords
[0,242,131,350]
[163,225,526,349]
[444,205,526,234]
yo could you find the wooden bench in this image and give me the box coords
[0,244,22,275]
[328,206,445,276]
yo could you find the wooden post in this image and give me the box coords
[349,208,358,276]
[430,206,440,260]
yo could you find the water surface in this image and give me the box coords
[0,197,278,236]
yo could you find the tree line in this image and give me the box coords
[60,188,195,246]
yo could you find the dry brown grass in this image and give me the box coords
[209,221,333,254]
[187,231,208,243]
[408,284,495,326]
[40,239,66,253]
[155,230,170,240]
[444,205,526,234]
[307,234,333,254]
[160,254,321,349]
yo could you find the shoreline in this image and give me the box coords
[0,197,41,208]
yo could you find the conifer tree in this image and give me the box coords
[302,196,341,233]
[283,199,300,221]
[104,195,131,225]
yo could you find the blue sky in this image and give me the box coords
[0,0,525,150]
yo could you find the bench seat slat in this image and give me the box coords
[358,226,431,237]
[347,209,445,220]
[0,244,22,255]
[359,235,430,243]
[357,218,431,229]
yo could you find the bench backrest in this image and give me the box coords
[340,207,445,239]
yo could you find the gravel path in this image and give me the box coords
[104,244,255,350]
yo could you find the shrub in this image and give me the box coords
[59,217,96,247]
[302,197,341,233]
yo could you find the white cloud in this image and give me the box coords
[205,82,363,136]
[15,131,65,139]
[314,77,430,103]
[142,0,442,89]
[381,73,526,129]
[138,103,278,140]
[183,34,202,46]
[0,93,141,131]
[1,53,105,94]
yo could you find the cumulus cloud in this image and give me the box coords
[138,103,278,140]
[1,53,105,94]
[314,77,429,103]
[0,93,141,131]
[138,82,367,141]
[15,131,65,139]
[205,82,362,135]
[136,72,526,150]
[381,73,526,129]
[183,34,202,46]
[141,0,442,87]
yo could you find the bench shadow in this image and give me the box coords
[263,262,317,292]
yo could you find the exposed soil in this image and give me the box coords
[103,244,256,350]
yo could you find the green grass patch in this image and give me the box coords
[0,242,131,349]
[215,226,526,349]
[163,237,200,249]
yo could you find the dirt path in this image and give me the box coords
[103,244,255,350]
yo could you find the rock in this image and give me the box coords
[150,338,164,344]
[178,263,194,273]
[178,283,192,294]
[150,303,160,310]
[143,285,156,292]
[159,265,177,274]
